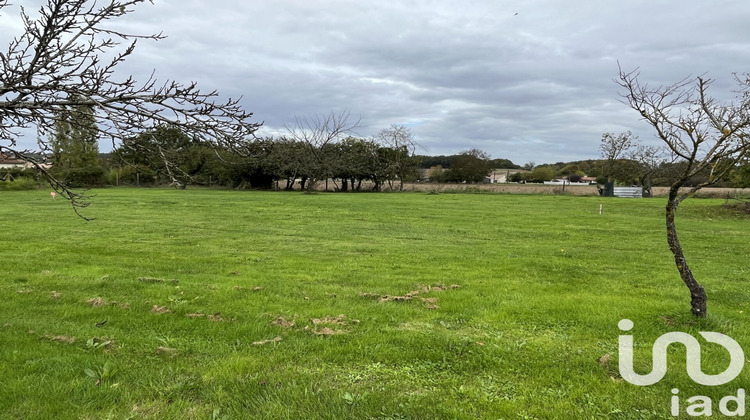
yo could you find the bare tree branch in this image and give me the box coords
[0,0,261,214]
[284,109,362,191]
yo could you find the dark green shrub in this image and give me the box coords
[52,166,106,187]
[0,177,37,190]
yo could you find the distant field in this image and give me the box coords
[403,182,750,198]
[0,189,748,419]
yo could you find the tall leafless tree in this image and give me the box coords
[0,0,261,217]
[618,67,750,316]
[285,109,361,191]
[377,124,419,191]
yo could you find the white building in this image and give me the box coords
[485,169,529,183]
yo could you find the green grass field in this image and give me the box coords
[0,189,748,419]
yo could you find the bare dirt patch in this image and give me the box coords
[306,314,359,336]
[156,346,177,357]
[311,314,358,326]
[139,277,179,284]
[599,354,612,366]
[185,312,232,322]
[360,283,460,309]
[207,314,226,322]
[150,305,171,314]
[313,327,346,336]
[233,285,264,292]
[87,297,106,307]
[43,334,76,344]
[270,316,295,328]
[87,297,130,308]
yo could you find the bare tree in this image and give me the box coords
[0,0,260,217]
[377,124,419,191]
[285,110,361,191]
[599,131,636,163]
[627,143,664,197]
[599,131,665,196]
[617,67,750,316]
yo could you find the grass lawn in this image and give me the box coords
[0,188,748,419]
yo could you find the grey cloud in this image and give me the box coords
[2,0,749,165]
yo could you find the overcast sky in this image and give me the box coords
[3,1,750,164]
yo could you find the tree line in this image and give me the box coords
[28,116,518,190]
[109,129,526,190]
[8,82,748,194]
[112,125,424,191]
[7,113,750,191]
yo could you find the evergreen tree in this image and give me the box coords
[50,97,103,186]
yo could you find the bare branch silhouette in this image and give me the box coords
[0,0,261,215]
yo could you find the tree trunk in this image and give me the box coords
[641,174,653,198]
[306,179,318,192]
[666,187,707,317]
